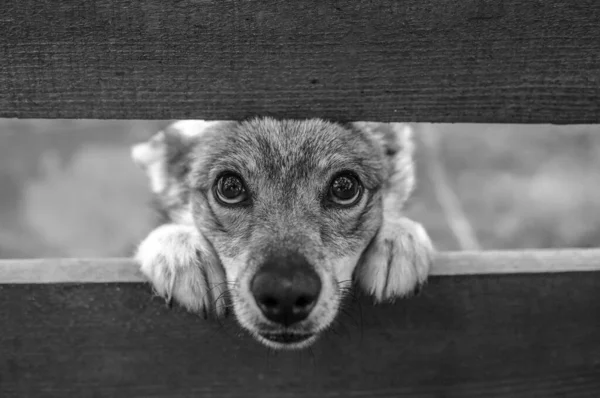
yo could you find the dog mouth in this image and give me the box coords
[258,332,316,347]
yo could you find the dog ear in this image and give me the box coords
[383,123,415,212]
[131,130,171,194]
[130,120,218,194]
[131,130,166,169]
[352,122,416,212]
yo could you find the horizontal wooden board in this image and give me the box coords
[1,273,599,397]
[1,249,600,283]
[1,0,599,122]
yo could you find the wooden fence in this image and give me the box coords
[1,0,599,397]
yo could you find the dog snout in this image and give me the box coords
[250,253,322,326]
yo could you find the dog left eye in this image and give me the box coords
[328,173,363,206]
[215,173,249,205]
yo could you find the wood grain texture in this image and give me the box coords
[1,249,600,283]
[1,274,599,397]
[2,0,599,122]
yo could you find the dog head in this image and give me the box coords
[132,118,415,349]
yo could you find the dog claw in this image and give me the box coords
[413,282,424,296]
[355,217,433,302]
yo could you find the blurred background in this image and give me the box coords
[0,119,599,259]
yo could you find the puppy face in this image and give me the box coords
[133,118,414,349]
[188,118,413,349]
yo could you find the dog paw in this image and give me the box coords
[135,223,228,317]
[355,217,434,303]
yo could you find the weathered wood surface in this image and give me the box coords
[2,0,599,123]
[1,249,600,283]
[1,272,599,397]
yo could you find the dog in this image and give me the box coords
[131,118,434,350]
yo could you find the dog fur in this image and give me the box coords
[131,118,434,350]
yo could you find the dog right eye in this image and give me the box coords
[326,172,363,207]
[215,173,249,205]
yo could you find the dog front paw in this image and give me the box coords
[355,217,434,303]
[135,224,228,317]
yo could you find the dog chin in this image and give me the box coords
[254,331,319,350]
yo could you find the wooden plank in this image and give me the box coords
[1,0,599,123]
[1,249,600,283]
[1,273,599,397]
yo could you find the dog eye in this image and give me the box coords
[215,173,249,205]
[328,173,362,206]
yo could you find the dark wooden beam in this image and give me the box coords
[1,272,599,397]
[2,0,599,123]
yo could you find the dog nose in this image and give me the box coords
[250,253,321,326]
